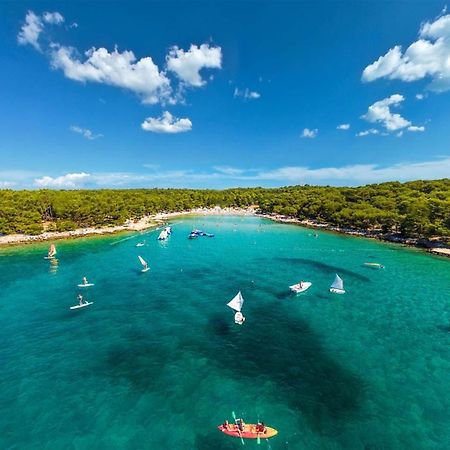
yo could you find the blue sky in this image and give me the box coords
[1,1,450,189]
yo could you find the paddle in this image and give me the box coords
[256,414,261,445]
[232,410,245,446]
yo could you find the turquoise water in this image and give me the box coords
[1,215,450,450]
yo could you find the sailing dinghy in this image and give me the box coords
[289,281,312,293]
[157,229,168,240]
[44,243,57,259]
[227,291,245,324]
[329,274,345,294]
[138,255,150,272]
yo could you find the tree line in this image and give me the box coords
[0,179,449,239]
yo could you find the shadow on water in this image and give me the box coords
[436,324,450,333]
[273,257,371,282]
[198,303,366,434]
[195,431,237,450]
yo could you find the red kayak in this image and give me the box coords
[218,423,278,439]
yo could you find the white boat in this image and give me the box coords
[138,255,150,272]
[165,226,172,235]
[289,281,312,293]
[157,229,168,240]
[70,301,93,310]
[363,262,384,269]
[136,241,145,247]
[227,291,245,325]
[330,274,345,294]
[44,243,57,259]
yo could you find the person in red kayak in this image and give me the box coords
[256,422,266,433]
[222,420,230,431]
[236,418,245,432]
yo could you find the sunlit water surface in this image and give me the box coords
[1,216,450,449]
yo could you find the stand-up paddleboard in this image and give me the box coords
[70,302,93,310]
[289,281,312,293]
[77,283,95,288]
[218,423,278,439]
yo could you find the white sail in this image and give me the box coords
[227,291,244,312]
[48,244,56,257]
[158,229,168,240]
[330,274,344,290]
[138,255,147,267]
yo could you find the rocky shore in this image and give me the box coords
[260,213,450,258]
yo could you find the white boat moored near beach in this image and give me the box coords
[289,281,312,293]
[330,274,345,294]
[227,291,245,324]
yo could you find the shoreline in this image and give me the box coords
[0,207,255,247]
[259,213,450,258]
[1,206,448,258]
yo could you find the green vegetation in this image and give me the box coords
[0,179,449,239]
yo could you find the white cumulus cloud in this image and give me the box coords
[362,94,412,131]
[356,129,380,137]
[42,12,64,25]
[51,45,171,104]
[301,128,318,138]
[407,125,425,132]
[70,125,103,140]
[141,111,192,133]
[17,11,44,50]
[362,13,450,92]
[35,172,91,188]
[337,123,350,130]
[166,44,222,87]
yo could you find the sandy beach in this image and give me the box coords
[1,206,448,258]
[0,207,255,246]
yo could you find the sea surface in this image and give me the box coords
[1,215,450,450]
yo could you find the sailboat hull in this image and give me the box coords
[330,288,345,294]
[218,424,278,439]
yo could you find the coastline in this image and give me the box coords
[1,206,448,258]
[0,207,254,247]
[259,213,450,258]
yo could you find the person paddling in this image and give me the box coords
[77,294,85,306]
[82,276,88,285]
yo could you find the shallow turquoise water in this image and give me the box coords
[1,215,450,450]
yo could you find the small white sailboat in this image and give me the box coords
[138,255,150,272]
[289,281,312,293]
[227,291,245,325]
[157,229,168,240]
[330,274,345,294]
[44,243,57,259]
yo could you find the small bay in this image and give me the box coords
[1,215,449,449]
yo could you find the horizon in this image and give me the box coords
[2,2,450,189]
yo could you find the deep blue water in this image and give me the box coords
[1,215,450,449]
